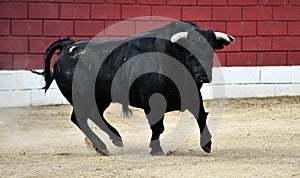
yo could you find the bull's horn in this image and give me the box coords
[170,32,188,43]
[214,32,235,42]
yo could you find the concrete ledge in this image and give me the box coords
[0,90,31,107]
[1,66,300,107]
[261,66,291,83]
[291,66,300,83]
[230,67,261,84]
[275,84,300,96]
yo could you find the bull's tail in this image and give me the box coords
[122,105,133,118]
[32,37,74,92]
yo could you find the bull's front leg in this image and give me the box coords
[144,93,167,156]
[195,93,212,153]
[149,117,165,156]
[197,112,212,153]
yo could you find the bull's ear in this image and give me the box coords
[214,32,235,49]
[170,32,188,43]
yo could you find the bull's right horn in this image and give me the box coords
[170,32,188,43]
[214,32,235,43]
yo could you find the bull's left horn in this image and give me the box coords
[170,32,188,43]
[214,32,235,42]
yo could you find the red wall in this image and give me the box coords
[0,0,300,70]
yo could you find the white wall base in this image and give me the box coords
[1,66,300,108]
[200,66,300,100]
[0,70,68,108]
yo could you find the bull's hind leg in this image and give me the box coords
[96,103,123,147]
[100,115,123,147]
[70,110,109,155]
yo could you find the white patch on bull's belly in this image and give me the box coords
[69,45,77,52]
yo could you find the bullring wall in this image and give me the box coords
[0,0,299,107]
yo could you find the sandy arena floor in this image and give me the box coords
[0,97,299,177]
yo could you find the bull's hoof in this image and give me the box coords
[150,150,165,156]
[201,140,212,153]
[150,145,164,156]
[95,148,109,156]
[149,140,164,156]
[112,140,124,147]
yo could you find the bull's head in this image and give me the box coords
[165,21,235,83]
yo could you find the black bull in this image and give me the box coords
[34,21,234,155]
